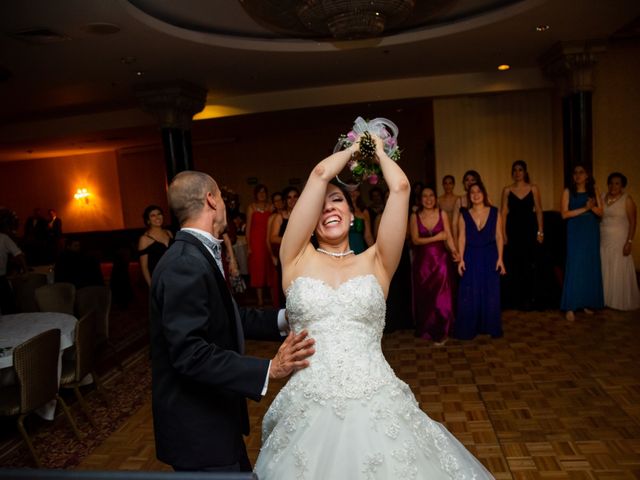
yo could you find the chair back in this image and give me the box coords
[13,329,61,414]
[10,273,48,313]
[73,312,97,381]
[75,286,111,341]
[34,282,76,314]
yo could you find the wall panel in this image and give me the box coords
[433,90,557,210]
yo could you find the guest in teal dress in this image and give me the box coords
[560,164,604,321]
[348,187,374,254]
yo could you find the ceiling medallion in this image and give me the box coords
[240,0,452,40]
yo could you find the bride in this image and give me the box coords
[254,129,494,479]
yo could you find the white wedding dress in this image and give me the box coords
[600,193,640,310]
[254,274,494,479]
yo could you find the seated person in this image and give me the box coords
[55,238,104,288]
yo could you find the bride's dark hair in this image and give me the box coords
[329,179,355,213]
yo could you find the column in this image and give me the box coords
[135,81,208,182]
[541,41,605,186]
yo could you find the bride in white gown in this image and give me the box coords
[254,128,494,479]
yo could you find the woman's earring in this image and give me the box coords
[350,216,354,227]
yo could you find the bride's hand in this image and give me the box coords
[269,330,315,379]
[346,133,363,156]
[370,133,385,158]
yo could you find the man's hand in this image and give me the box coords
[269,330,315,380]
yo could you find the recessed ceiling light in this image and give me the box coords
[498,64,510,71]
[535,25,550,32]
[136,71,145,77]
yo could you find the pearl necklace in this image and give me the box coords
[316,248,354,258]
[606,194,621,206]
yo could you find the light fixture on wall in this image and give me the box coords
[74,187,91,204]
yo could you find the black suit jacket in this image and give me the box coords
[150,230,281,469]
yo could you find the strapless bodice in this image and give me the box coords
[282,275,395,413]
[286,274,385,339]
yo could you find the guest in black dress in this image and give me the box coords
[500,160,544,309]
[269,187,299,308]
[138,205,174,287]
[452,170,483,244]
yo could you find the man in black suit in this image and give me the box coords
[150,170,314,472]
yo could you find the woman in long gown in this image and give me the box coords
[451,170,482,243]
[269,187,299,308]
[138,204,173,287]
[410,186,458,343]
[560,164,604,321]
[246,184,272,307]
[348,186,374,254]
[454,182,505,340]
[500,160,544,309]
[600,172,639,310]
[437,174,460,227]
[254,129,494,479]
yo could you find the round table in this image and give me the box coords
[0,312,77,369]
[0,312,78,420]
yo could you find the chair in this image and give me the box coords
[9,272,48,313]
[34,282,76,314]
[60,312,107,428]
[75,285,122,370]
[0,329,82,467]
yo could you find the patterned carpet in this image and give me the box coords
[0,349,152,469]
[0,279,151,469]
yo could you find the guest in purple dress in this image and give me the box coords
[409,187,459,344]
[455,182,505,340]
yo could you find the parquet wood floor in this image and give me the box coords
[75,308,640,479]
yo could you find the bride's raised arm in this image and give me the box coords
[280,142,358,268]
[373,139,410,281]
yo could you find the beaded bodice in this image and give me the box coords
[283,274,394,413]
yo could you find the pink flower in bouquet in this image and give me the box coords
[346,131,357,142]
[348,160,358,171]
[368,174,379,184]
[385,137,397,148]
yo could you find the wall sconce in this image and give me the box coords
[74,188,91,204]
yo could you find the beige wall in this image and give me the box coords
[593,39,640,266]
[0,147,171,233]
[433,89,557,210]
[0,151,125,233]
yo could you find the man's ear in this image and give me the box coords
[205,191,216,210]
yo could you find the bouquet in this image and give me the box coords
[334,116,401,186]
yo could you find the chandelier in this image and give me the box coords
[240,0,442,41]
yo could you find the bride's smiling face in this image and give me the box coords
[315,184,354,242]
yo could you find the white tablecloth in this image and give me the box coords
[0,312,78,420]
[0,312,77,369]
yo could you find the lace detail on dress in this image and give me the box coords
[392,442,419,479]
[362,453,384,479]
[293,445,308,480]
[255,274,494,480]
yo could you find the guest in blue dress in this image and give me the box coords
[560,164,604,321]
[454,182,505,340]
